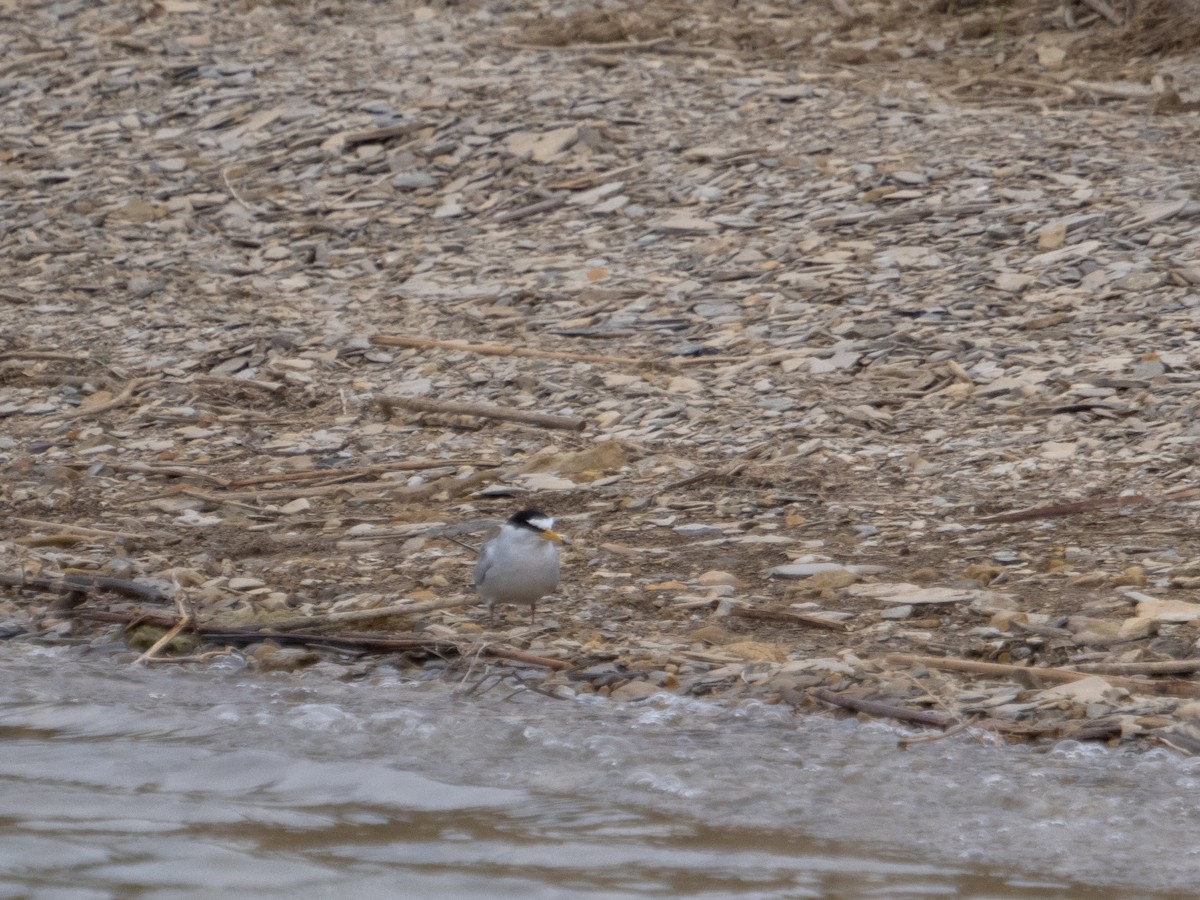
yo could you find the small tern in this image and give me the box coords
[474,509,563,625]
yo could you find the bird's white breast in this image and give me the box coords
[475,523,560,606]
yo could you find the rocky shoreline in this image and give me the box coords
[4,0,1200,751]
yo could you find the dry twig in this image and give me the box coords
[262,597,476,632]
[370,333,665,368]
[59,375,160,421]
[0,573,170,605]
[726,605,849,632]
[810,687,957,728]
[978,487,1200,524]
[12,518,149,540]
[1078,0,1123,26]
[379,395,587,432]
[887,653,1200,698]
[494,193,568,223]
[133,596,192,666]
[1073,660,1200,676]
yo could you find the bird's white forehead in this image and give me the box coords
[526,514,555,530]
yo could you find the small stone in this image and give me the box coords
[995,272,1034,292]
[610,679,659,701]
[1135,598,1200,622]
[1117,616,1157,641]
[514,472,576,491]
[809,350,860,375]
[793,570,859,594]
[674,524,724,537]
[504,126,578,162]
[250,645,323,672]
[1037,222,1067,250]
[1037,676,1120,706]
[689,625,735,644]
[432,196,464,218]
[667,375,703,393]
[646,580,687,591]
[696,570,741,587]
[1036,46,1067,69]
[524,442,627,476]
[724,640,788,663]
[392,171,436,190]
[229,577,267,591]
[658,213,718,235]
[880,604,913,620]
[259,592,291,611]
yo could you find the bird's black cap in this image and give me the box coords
[509,509,553,531]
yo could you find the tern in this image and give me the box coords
[474,509,563,625]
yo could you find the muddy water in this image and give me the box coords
[2,643,1198,898]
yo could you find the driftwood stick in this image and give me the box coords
[78,609,457,651]
[140,470,499,507]
[886,653,1200,698]
[379,394,587,432]
[726,606,848,632]
[1078,0,1123,26]
[203,629,568,669]
[331,121,424,150]
[227,458,497,489]
[208,629,463,654]
[810,687,956,728]
[12,518,148,540]
[479,645,573,670]
[673,349,810,367]
[0,573,170,605]
[21,534,99,548]
[134,481,393,506]
[1073,660,1200,676]
[494,194,567,223]
[176,488,262,513]
[370,333,663,367]
[193,375,284,394]
[220,166,263,214]
[394,469,497,503]
[506,36,672,53]
[0,350,85,363]
[93,460,231,487]
[133,598,191,666]
[60,375,160,421]
[75,609,569,668]
[262,597,477,632]
[977,487,1200,524]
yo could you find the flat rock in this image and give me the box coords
[1135,598,1200,623]
[657,213,718,234]
[610,680,660,701]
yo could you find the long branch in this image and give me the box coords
[886,653,1200,698]
[809,687,956,728]
[379,395,587,432]
[370,333,663,367]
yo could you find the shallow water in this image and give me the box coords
[2,642,1198,898]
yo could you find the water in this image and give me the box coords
[2,642,1199,898]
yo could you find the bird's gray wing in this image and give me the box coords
[473,539,496,590]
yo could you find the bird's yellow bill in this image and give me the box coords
[540,528,564,543]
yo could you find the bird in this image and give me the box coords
[474,509,563,625]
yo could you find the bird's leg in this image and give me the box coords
[489,603,496,628]
[529,602,536,625]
